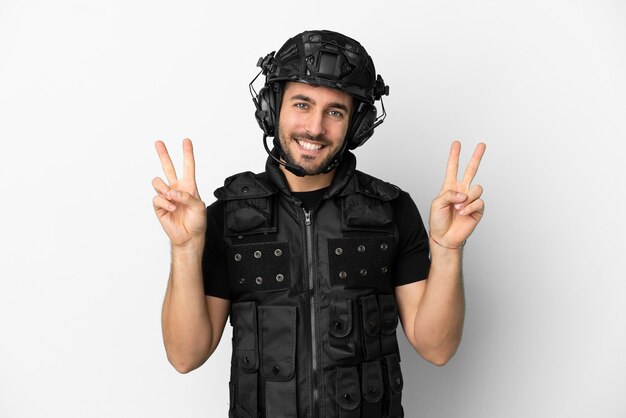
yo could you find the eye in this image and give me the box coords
[295,102,309,109]
[328,110,345,119]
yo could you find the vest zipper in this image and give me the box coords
[303,208,320,417]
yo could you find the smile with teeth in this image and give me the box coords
[296,138,324,151]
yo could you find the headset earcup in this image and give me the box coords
[254,86,278,136]
[348,104,377,149]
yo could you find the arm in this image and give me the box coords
[161,243,230,373]
[153,139,230,373]
[396,141,485,366]
[395,245,464,366]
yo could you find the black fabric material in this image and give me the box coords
[204,153,424,417]
[359,295,381,361]
[259,306,297,417]
[231,302,259,418]
[227,242,290,293]
[361,361,384,418]
[378,294,400,356]
[383,354,404,418]
[291,187,327,212]
[203,165,430,300]
[336,366,361,417]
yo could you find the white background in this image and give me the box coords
[1,0,625,417]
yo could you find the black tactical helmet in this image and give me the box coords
[261,30,389,105]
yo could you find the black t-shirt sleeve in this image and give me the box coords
[392,191,431,286]
[202,200,232,300]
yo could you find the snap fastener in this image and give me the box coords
[343,393,352,401]
[368,385,377,394]
[234,254,242,261]
[381,266,388,274]
[357,245,366,253]
[360,269,367,276]
[369,320,377,329]
[272,365,280,375]
[254,251,262,258]
[395,377,402,386]
[239,278,245,284]
[243,355,250,365]
[274,249,282,256]
[339,271,347,279]
[380,243,388,251]
[255,277,263,285]
[276,274,284,282]
[384,319,393,329]
[237,235,243,240]
[241,186,249,194]
[335,248,343,256]
[333,321,343,330]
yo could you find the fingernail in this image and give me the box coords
[456,192,465,199]
[455,203,464,210]
[169,204,176,211]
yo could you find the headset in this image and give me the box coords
[249,30,389,176]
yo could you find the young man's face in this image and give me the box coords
[277,81,353,176]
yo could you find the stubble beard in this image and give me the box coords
[277,126,342,176]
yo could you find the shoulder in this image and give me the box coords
[213,171,277,201]
[346,170,402,201]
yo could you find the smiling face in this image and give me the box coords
[277,81,353,176]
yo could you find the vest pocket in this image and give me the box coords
[382,353,404,418]
[329,298,356,360]
[231,302,259,418]
[359,295,381,361]
[258,306,297,418]
[378,294,400,356]
[336,366,361,418]
[361,361,384,418]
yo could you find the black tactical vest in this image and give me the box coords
[214,153,405,418]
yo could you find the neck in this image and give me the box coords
[280,165,336,192]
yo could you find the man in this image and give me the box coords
[152,30,485,418]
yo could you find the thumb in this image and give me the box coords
[433,190,467,209]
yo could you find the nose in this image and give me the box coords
[304,110,326,138]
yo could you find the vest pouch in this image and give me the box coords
[329,298,355,361]
[378,294,400,356]
[341,193,394,233]
[258,306,297,418]
[359,295,381,361]
[360,361,383,418]
[382,353,404,418]
[231,302,259,418]
[336,366,361,418]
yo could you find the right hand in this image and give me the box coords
[152,138,207,248]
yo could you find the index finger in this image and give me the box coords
[155,140,178,183]
[182,138,196,183]
[443,140,461,188]
[461,142,486,188]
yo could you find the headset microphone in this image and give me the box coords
[262,134,307,177]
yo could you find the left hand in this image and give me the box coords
[429,141,486,248]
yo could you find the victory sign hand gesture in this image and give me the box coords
[152,138,207,248]
[429,141,486,249]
